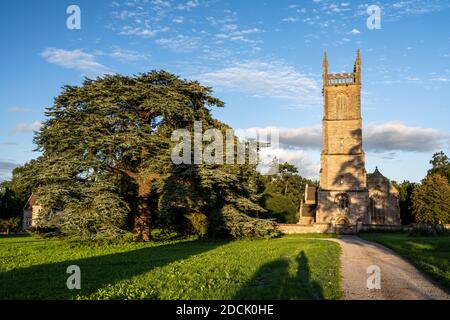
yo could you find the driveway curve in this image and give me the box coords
[329,236,450,300]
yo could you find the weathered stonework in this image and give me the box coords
[297,50,401,233]
[367,168,401,225]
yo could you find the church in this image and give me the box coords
[298,50,401,233]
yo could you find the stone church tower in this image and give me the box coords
[297,50,401,233]
[316,49,370,229]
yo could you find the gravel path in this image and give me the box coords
[329,236,450,300]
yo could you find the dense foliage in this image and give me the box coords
[0,181,23,219]
[412,173,450,225]
[0,181,25,233]
[392,180,417,225]
[260,162,318,223]
[410,151,450,226]
[15,71,279,240]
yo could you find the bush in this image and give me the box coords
[262,192,299,223]
[410,223,448,236]
[213,204,281,239]
[184,213,209,237]
[0,217,21,234]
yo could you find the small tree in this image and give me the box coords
[428,151,450,183]
[0,182,23,219]
[412,174,450,225]
[0,217,21,234]
[278,162,298,195]
[392,180,417,225]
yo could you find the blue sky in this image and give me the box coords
[0,0,449,182]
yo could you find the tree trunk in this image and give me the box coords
[133,179,152,241]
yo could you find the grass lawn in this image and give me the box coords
[359,232,450,290]
[0,234,342,300]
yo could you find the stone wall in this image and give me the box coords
[367,169,401,225]
[316,190,370,225]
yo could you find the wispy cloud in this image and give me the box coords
[10,121,42,134]
[104,47,150,62]
[176,0,199,11]
[172,16,184,23]
[156,34,200,51]
[215,27,262,44]
[356,0,450,21]
[430,76,449,82]
[196,60,321,107]
[119,26,170,37]
[41,48,110,76]
[6,107,34,113]
[282,17,299,23]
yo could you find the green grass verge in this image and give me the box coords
[0,234,342,300]
[359,232,450,290]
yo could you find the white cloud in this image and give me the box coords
[238,122,449,153]
[107,48,149,62]
[10,121,42,134]
[282,17,299,23]
[430,76,449,82]
[196,60,321,107]
[156,35,200,51]
[152,0,171,8]
[235,126,320,178]
[365,122,450,152]
[41,48,110,76]
[349,28,360,35]
[119,26,169,37]
[240,126,321,149]
[214,27,261,44]
[357,1,450,21]
[262,148,320,179]
[176,0,199,10]
[173,16,184,23]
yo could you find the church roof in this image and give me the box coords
[369,166,388,181]
[23,194,39,211]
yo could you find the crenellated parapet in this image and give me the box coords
[323,49,361,86]
[326,73,357,86]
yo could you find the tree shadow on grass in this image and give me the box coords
[0,239,227,300]
[233,251,324,300]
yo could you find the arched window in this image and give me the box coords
[336,193,349,212]
[370,197,385,224]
